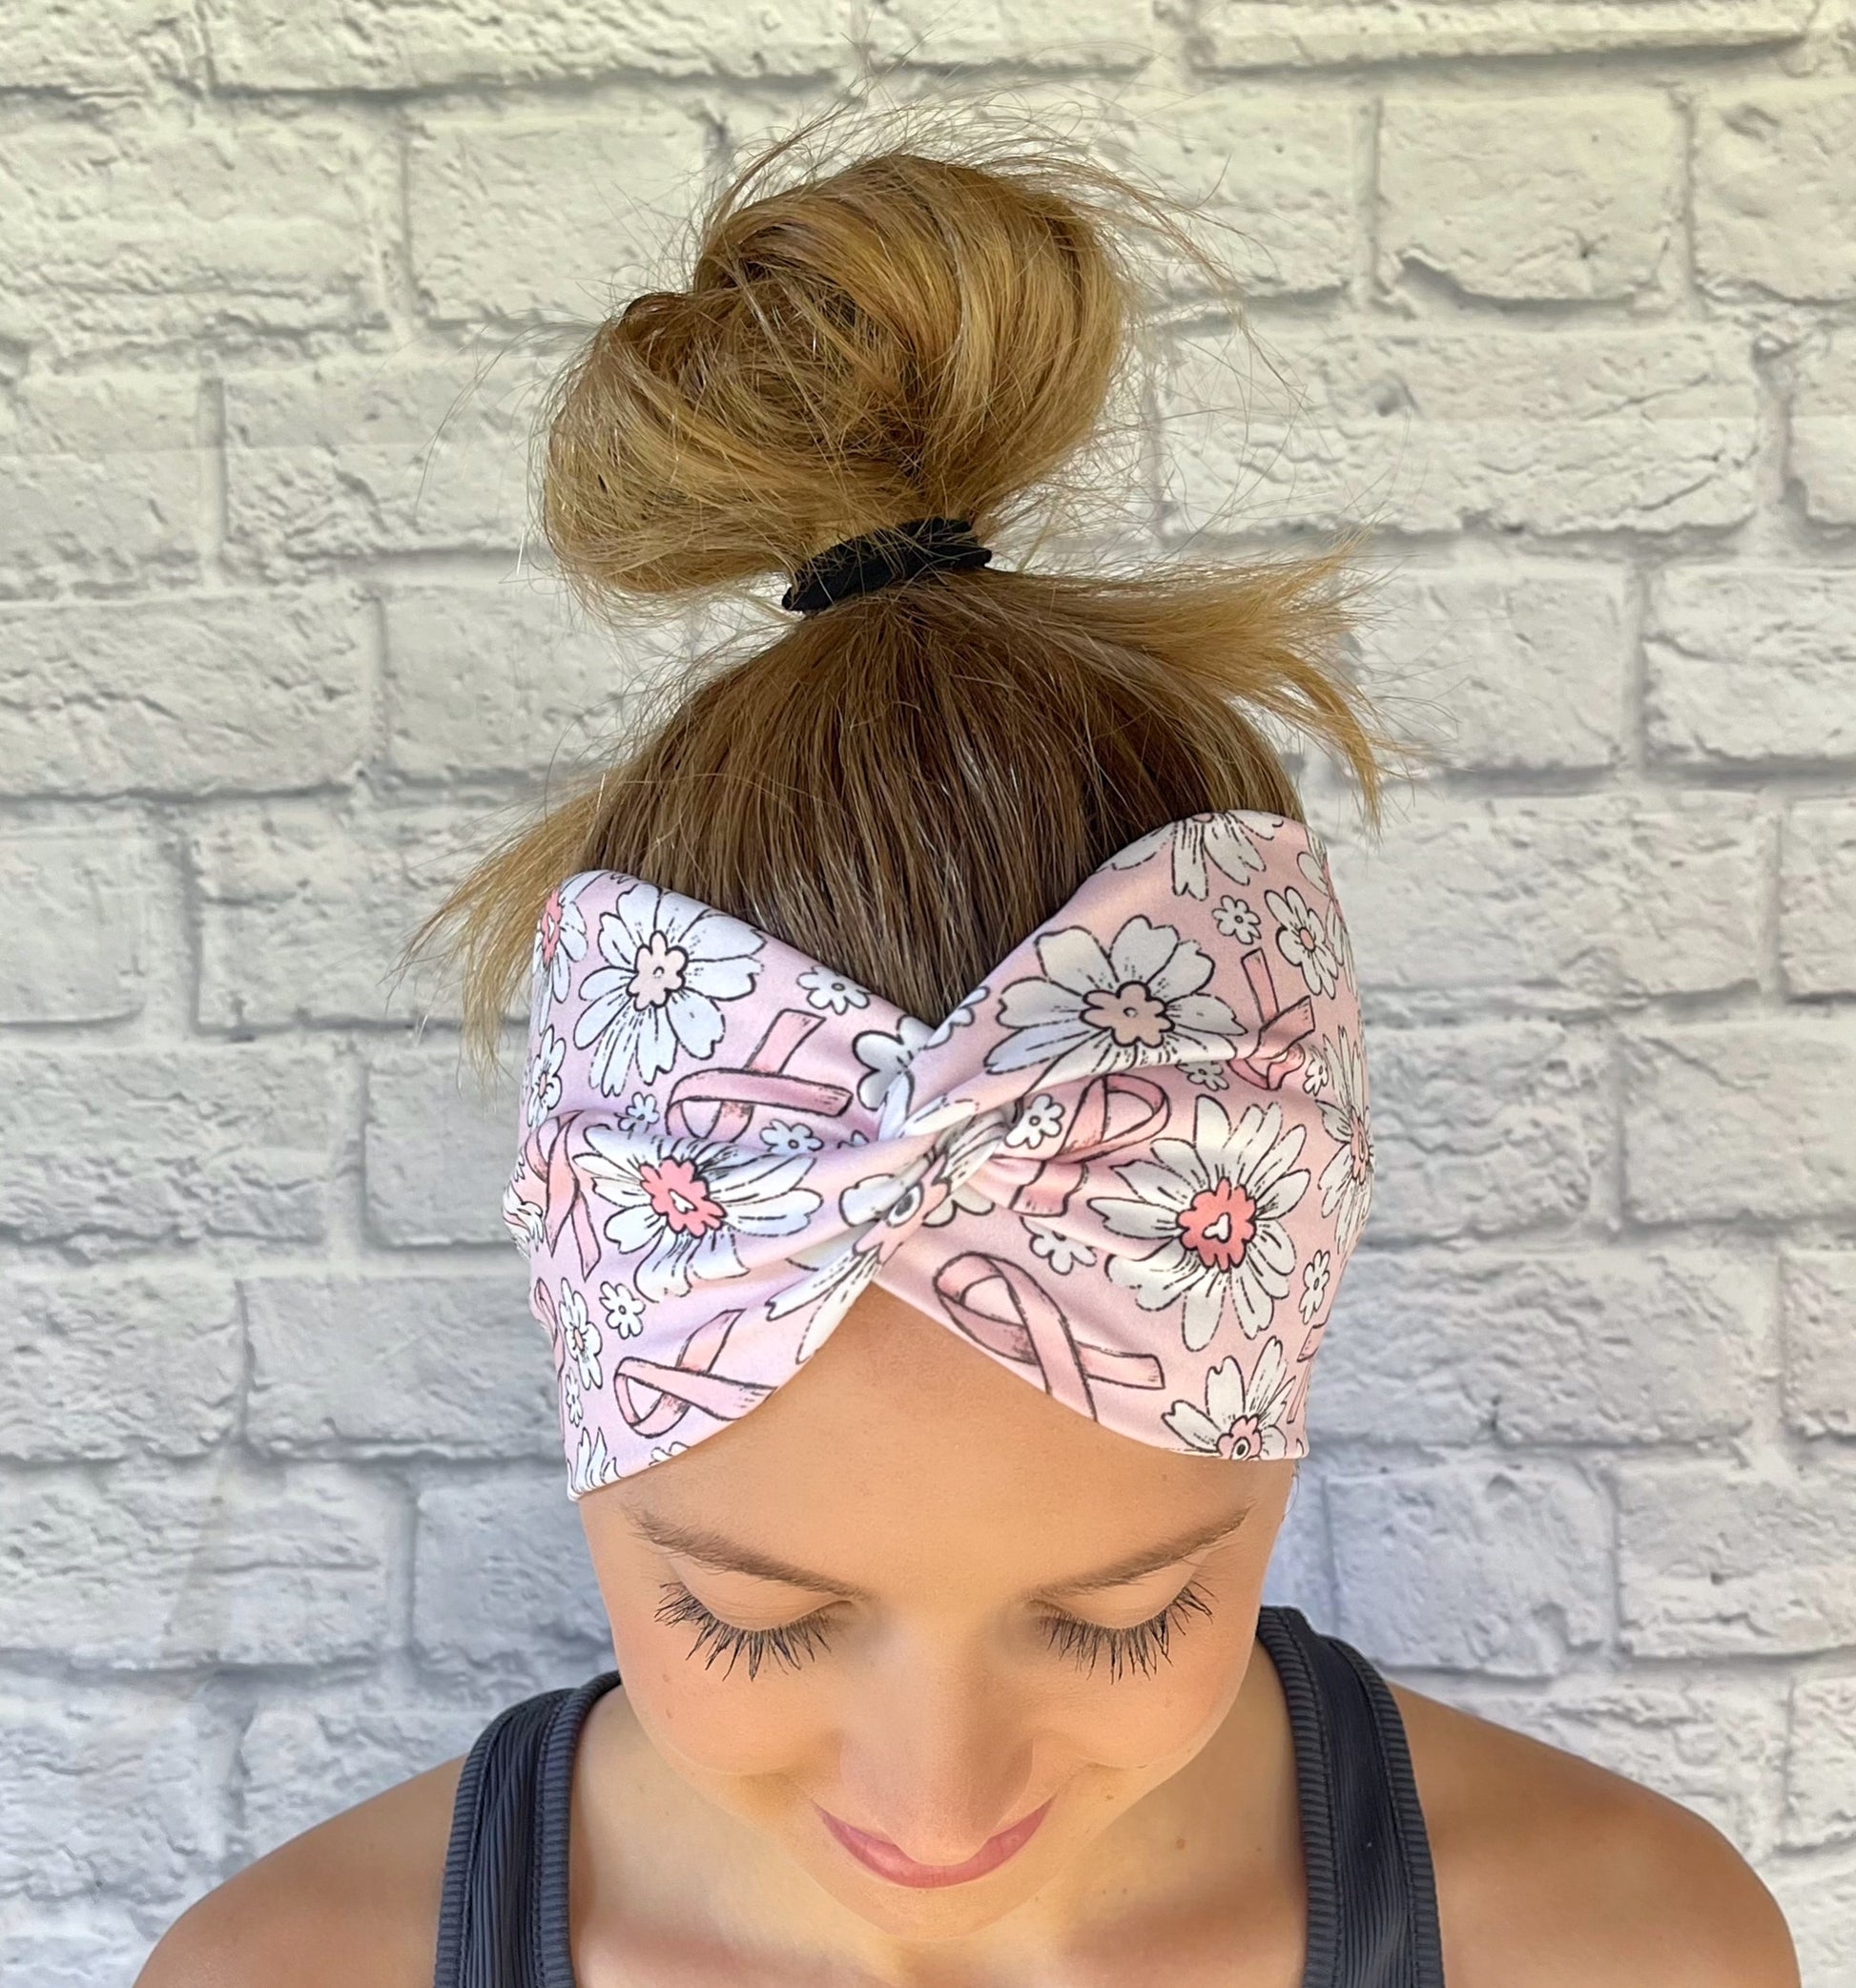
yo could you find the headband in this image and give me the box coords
[505,808,1372,1497]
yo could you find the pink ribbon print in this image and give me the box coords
[504,809,1375,1497]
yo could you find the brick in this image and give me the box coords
[236,1692,497,1861]
[0,372,202,597]
[1645,567,1856,766]
[0,114,386,357]
[1330,791,1761,1010]
[1078,89,1355,300]
[1,1900,158,1988]
[1793,328,1856,525]
[1621,1016,1856,1225]
[0,1045,334,1250]
[1781,798,1856,995]
[1696,87,1856,302]
[0,592,367,798]
[1424,1676,1785,1854]
[869,0,1152,67]
[0,1272,240,1460]
[1198,0,1815,67]
[363,1041,521,1245]
[223,353,542,564]
[1364,1021,1607,1239]
[1327,1462,1609,1677]
[244,1271,556,1459]
[1,0,207,92]
[1781,1250,1856,1440]
[0,828,148,1023]
[1160,326,1758,541]
[408,105,709,324]
[1764,1849,1856,1987]
[1380,96,1680,302]
[1358,569,1630,772]
[0,1691,221,1900]
[0,1460,395,1667]
[413,1472,609,1682]
[1317,1247,1766,1447]
[192,800,503,1029]
[1619,1456,1856,1655]
[382,580,673,779]
[201,0,844,86]
[1785,1676,1856,1849]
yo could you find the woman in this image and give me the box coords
[138,114,1798,1988]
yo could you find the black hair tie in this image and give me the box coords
[780,516,993,615]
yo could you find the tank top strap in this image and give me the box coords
[432,1667,625,1988]
[1254,1604,1447,1988]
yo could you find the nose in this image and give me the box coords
[832,1641,1037,1867]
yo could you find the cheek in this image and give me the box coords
[1059,1619,1255,1774]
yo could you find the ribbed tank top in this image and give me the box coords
[431,1603,1446,1987]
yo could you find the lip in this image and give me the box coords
[816,1794,1054,1889]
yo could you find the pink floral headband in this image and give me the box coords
[504,809,1373,1498]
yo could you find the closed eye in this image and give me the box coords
[652,1579,1215,1684]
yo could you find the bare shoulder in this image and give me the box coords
[134,1753,464,1988]
[1390,1682,1799,1988]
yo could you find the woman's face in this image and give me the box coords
[577,1285,1294,1946]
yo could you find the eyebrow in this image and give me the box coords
[626,1507,1253,1602]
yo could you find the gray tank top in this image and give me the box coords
[431,1602,1446,1986]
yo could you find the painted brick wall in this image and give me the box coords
[2,4,1853,1982]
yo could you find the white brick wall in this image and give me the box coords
[1,7,1852,1983]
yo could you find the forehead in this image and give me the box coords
[601,1287,1260,1588]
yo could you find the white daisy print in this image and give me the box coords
[525,1025,566,1128]
[1024,1217,1097,1274]
[557,1280,603,1390]
[1163,1336,1295,1460]
[1267,885,1341,1000]
[761,1119,824,1156]
[857,1015,942,1136]
[571,1425,623,1497]
[987,916,1247,1088]
[562,1359,585,1428]
[1300,1249,1330,1324]
[1212,896,1261,944]
[1109,812,1280,899]
[1314,1025,1373,1257]
[502,1180,545,1256]
[578,1127,822,1303]
[622,1091,662,1133]
[1091,1093,1310,1352]
[1181,1058,1229,1091]
[572,880,765,1093]
[648,1441,690,1465]
[1005,1093,1065,1150]
[600,1279,645,1339]
[797,966,871,1014]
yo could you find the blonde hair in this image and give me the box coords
[405,102,1425,1082]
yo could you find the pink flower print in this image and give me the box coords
[987,917,1247,1088]
[1108,812,1277,899]
[1164,1336,1294,1460]
[1314,1025,1373,1256]
[557,1280,603,1391]
[572,880,764,1092]
[1267,885,1341,1000]
[525,1025,566,1128]
[797,966,871,1014]
[530,873,593,1029]
[1092,1093,1310,1352]
[577,1127,821,1303]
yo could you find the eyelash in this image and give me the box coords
[653,1578,1216,1685]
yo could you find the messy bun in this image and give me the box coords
[407,108,1424,1078]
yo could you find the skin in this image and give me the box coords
[138,1286,1800,1987]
